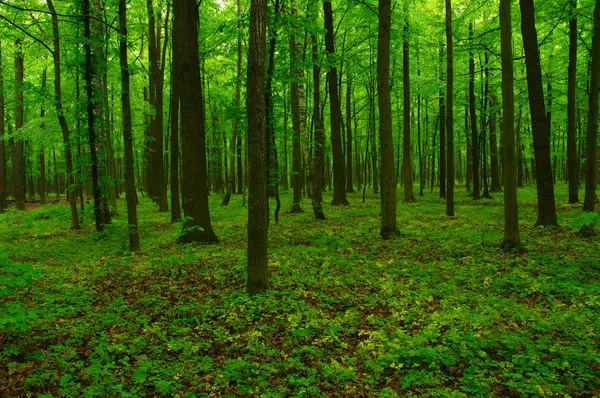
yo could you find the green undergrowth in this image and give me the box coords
[0,185,599,397]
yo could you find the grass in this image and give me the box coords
[1,184,599,397]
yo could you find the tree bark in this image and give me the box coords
[378,0,398,238]
[345,79,354,193]
[169,57,182,222]
[469,22,480,200]
[173,0,218,244]
[490,95,502,192]
[403,7,414,202]
[580,0,600,235]
[0,40,6,212]
[500,0,521,251]
[445,0,454,216]
[567,0,579,203]
[14,39,25,211]
[246,0,269,294]
[119,0,140,251]
[439,42,446,199]
[47,0,80,229]
[520,0,558,226]
[39,67,47,204]
[324,0,349,205]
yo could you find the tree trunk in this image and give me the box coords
[445,0,454,216]
[490,95,502,192]
[324,0,349,206]
[311,6,325,205]
[14,39,25,211]
[169,58,182,222]
[469,22,480,200]
[403,7,414,202]
[246,0,269,294]
[39,67,47,204]
[439,42,446,199]
[378,0,398,238]
[0,40,6,212]
[520,0,558,227]
[289,36,303,213]
[173,0,218,244]
[119,0,140,251]
[346,79,354,193]
[567,0,579,203]
[500,0,521,251]
[580,0,600,235]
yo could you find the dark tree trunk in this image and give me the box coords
[580,0,600,235]
[567,0,579,203]
[469,22,480,200]
[14,39,25,211]
[311,7,325,205]
[246,0,269,294]
[490,95,502,192]
[169,60,182,222]
[0,40,6,212]
[439,42,446,199]
[520,0,558,227]
[403,8,414,202]
[378,0,398,238]
[500,0,521,251]
[289,36,303,213]
[324,0,349,206]
[445,0,454,216]
[39,67,47,204]
[173,0,218,244]
[345,79,354,193]
[119,0,140,251]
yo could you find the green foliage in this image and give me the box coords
[0,253,38,332]
[568,210,600,229]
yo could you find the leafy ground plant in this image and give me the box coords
[0,185,599,397]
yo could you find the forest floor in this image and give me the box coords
[1,185,599,397]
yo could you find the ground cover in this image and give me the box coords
[1,185,599,397]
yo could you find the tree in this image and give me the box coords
[580,0,600,236]
[118,0,140,251]
[47,0,80,230]
[378,0,399,238]
[520,0,558,227]
[173,0,218,244]
[403,5,415,203]
[439,42,446,199]
[500,0,521,251]
[345,79,354,193]
[445,0,454,217]
[0,40,6,212]
[469,22,480,200]
[567,0,579,204]
[324,0,349,206]
[246,0,269,294]
[14,39,25,211]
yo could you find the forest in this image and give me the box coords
[0,0,599,395]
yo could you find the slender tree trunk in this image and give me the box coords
[439,42,446,199]
[378,0,398,238]
[469,22,480,199]
[0,40,6,212]
[311,6,325,206]
[246,0,269,294]
[14,39,25,211]
[324,0,349,205]
[445,0,454,216]
[580,0,600,235]
[500,0,521,251]
[119,0,140,251]
[567,0,579,203]
[289,36,303,213]
[417,67,424,197]
[173,0,218,244]
[520,0,558,227]
[490,95,502,192]
[39,67,47,204]
[403,7,414,202]
[346,79,354,193]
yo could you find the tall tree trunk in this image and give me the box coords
[0,40,6,212]
[169,58,182,222]
[39,67,47,204]
[345,79,354,193]
[118,0,140,251]
[246,0,269,294]
[403,7,414,202]
[324,0,349,205]
[289,36,303,213]
[417,67,424,197]
[490,95,502,192]
[500,0,521,251]
[14,39,25,211]
[311,6,325,205]
[378,0,398,238]
[445,0,454,216]
[580,0,600,235]
[173,0,218,244]
[469,22,480,200]
[567,0,579,203]
[520,0,558,227]
[439,42,446,199]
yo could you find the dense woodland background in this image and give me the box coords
[1,0,600,395]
